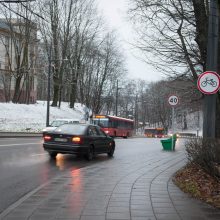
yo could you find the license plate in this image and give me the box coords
[54,138,67,142]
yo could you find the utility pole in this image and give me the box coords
[115,80,118,116]
[115,80,122,116]
[203,0,219,138]
[134,95,139,134]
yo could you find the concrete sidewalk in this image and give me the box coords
[0,140,220,220]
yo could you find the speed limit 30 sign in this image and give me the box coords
[168,95,179,106]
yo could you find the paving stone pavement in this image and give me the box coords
[0,139,220,220]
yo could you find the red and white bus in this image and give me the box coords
[92,115,134,138]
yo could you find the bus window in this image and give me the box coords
[92,115,134,138]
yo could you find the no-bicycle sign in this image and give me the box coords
[197,71,220,94]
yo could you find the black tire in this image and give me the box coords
[107,144,115,157]
[123,134,128,139]
[85,146,94,161]
[48,152,57,159]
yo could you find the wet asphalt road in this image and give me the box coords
[0,137,184,214]
[0,137,89,213]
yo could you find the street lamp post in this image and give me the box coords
[45,44,68,127]
[46,43,53,127]
[46,57,52,127]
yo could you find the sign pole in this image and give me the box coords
[203,0,219,138]
[172,107,175,150]
[168,95,179,151]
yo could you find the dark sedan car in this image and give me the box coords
[43,124,115,160]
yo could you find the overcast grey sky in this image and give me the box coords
[98,0,164,82]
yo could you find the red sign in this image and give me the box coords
[197,71,220,94]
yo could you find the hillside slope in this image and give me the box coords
[0,101,85,132]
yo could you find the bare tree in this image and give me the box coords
[75,31,125,114]
[0,1,38,103]
[129,0,220,137]
[37,0,104,108]
[67,1,97,108]
[129,0,202,77]
[37,0,75,107]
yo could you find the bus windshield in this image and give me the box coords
[156,130,164,135]
[144,128,165,137]
[92,118,109,128]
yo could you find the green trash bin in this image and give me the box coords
[160,135,176,151]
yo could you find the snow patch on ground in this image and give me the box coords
[0,101,86,132]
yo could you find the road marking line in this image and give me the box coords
[0,143,40,147]
[31,153,47,156]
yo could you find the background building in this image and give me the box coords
[0,19,38,103]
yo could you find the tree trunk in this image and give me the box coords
[51,78,59,107]
[52,66,60,107]
[12,76,22,103]
[50,0,60,107]
[192,0,208,68]
[70,79,77,108]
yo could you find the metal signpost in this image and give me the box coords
[168,95,179,150]
[202,0,219,138]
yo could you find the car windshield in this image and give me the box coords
[50,120,69,127]
[54,124,87,135]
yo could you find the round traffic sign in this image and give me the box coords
[168,95,179,106]
[197,71,220,94]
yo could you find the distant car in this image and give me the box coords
[43,124,115,160]
[42,118,80,134]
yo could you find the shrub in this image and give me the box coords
[185,138,220,178]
